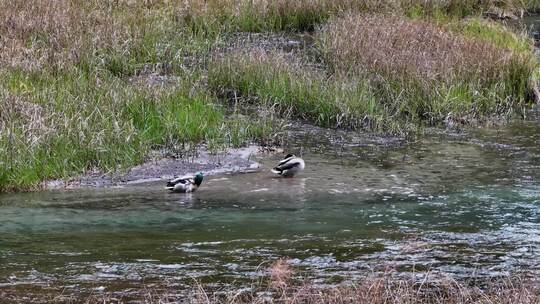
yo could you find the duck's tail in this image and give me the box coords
[271,168,282,175]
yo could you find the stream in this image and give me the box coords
[1,108,539,299]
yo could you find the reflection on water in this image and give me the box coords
[0,109,539,297]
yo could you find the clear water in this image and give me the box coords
[1,110,540,298]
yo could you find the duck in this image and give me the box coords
[271,154,305,177]
[166,172,204,193]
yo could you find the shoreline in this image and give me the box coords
[41,145,268,190]
[1,261,539,303]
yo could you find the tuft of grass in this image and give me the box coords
[178,0,353,33]
[451,18,533,53]
[319,14,537,125]
[208,50,388,131]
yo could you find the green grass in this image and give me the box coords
[452,18,532,53]
[179,0,540,35]
[522,0,540,12]
[0,68,274,192]
[208,53,378,129]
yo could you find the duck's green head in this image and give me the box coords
[194,172,204,186]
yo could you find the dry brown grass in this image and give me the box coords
[20,260,533,303]
[0,90,52,143]
[268,258,296,298]
[178,0,529,21]
[320,14,520,84]
[188,260,540,304]
[0,0,532,72]
[0,0,174,72]
[179,0,359,19]
[1,0,108,71]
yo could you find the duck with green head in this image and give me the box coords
[166,172,204,193]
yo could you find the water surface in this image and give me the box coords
[1,110,540,298]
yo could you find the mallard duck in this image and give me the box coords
[166,172,204,193]
[271,154,305,177]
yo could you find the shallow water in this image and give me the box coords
[1,110,540,298]
[522,14,540,51]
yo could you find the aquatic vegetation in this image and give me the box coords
[188,260,540,304]
[40,260,540,303]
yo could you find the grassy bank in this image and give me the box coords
[208,51,386,130]
[209,15,536,132]
[0,0,276,192]
[0,0,539,191]
[0,69,273,192]
[320,15,535,124]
